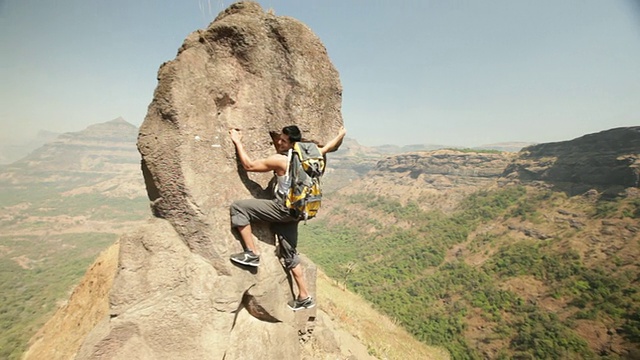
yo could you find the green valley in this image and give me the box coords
[300,186,640,359]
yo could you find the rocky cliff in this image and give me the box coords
[73,2,347,359]
[374,150,512,183]
[333,127,639,212]
[336,149,515,213]
[502,127,640,196]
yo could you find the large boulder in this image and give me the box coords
[77,2,343,359]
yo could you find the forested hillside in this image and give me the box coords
[300,185,640,359]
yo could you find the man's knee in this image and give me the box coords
[230,201,250,227]
[290,261,302,272]
[279,238,301,270]
[284,256,300,270]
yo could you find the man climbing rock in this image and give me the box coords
[229,125,346,310]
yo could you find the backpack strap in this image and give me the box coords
[285,148,293,177]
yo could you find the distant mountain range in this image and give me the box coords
[0,117,144,199]
[355,141,534,154]
[0,119,533,166]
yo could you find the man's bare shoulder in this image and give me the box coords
[266,153,287,161]
[265,153,288,169]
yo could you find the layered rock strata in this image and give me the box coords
[503,127,640,195]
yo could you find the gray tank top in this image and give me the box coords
[276,173,290,195]
[276,150,292,196]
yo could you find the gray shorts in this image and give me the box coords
[230,196,300,269]
[230,196,294,227]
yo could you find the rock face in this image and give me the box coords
[77,2,343,359]
[503,127,640,195]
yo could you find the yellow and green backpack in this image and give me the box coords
[285,142,325,221]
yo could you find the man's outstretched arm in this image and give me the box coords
[230,129,281,173]
[320,126,347,155]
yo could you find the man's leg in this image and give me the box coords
[274,225,306,299]
[230,222,260,266]
[275,227,316,311]
[291,263,309,300]
[287,262,315,310]
[236,224,258,255]
[230,198,291,267]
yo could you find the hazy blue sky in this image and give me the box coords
[1,0,639,146]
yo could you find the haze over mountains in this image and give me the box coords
[0,119,534,167]
[0,117,146,219]
[0,130,60,165]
